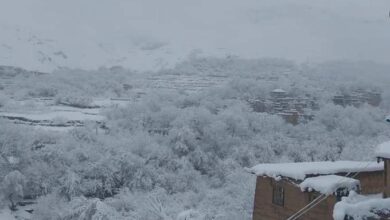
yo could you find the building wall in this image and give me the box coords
[303,171,384,195]
[353,171,384,195]
[252,171,384,220]
[385,160,390,198]
[252,176,336,220]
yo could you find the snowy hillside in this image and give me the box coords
[1,0,390,72]
[1,1,390,219]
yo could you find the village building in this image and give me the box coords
[248,89,317,125]
[332,141,390,220]
[249,135,390,220]
[375,141,390,198]
[271,89,288,99]
[248,161,384,220]
[332,90,382,108]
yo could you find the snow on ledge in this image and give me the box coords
[299,175,359,195]
[375,141,390,159]
[333,192,390,220]
[248,161,383,180]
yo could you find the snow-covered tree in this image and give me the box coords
[1,171,26,210]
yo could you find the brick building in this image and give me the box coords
[248,160,387,220]
[376,141,390,198]
[333,141,390,219]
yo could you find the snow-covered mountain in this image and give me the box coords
[1,0,389,72]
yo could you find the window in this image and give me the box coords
[335,188,349,201]
[272,185,284,206]
[308,192,319,202]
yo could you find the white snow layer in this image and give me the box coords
[0,111,104,122]
[0,209,16,220]
[176,209,204,220]
[299,175,359,195]
[376,141,390,159]
[333,191,390,220]
[249,161,383,180]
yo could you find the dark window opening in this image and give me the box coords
[308,192,320,202]
[335,188,349,201]
[272,185,284,206]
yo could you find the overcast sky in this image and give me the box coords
[1,0,389,71]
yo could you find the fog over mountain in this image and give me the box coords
[1,1,390,220]
[1,0,389,72]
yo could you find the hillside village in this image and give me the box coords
[0,60,389,220]
[248,88,382,125]
[0,0,390,218]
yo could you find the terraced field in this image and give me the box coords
[0,71,229,132]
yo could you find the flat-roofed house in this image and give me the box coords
[332,141,390,220]
[248,161,384,220]
[376,141,390,198]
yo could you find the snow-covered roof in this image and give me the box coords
[248,161,383,180]
[333,192,390,220]
[375,141,390,159]
[386,115,390,123]
[299,175,359,195]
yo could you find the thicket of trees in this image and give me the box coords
[0,58,389,219]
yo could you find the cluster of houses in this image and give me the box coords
[333,89,382,108]
[249,88,382,125]
[248,89,318,125]
[248,121,390,219]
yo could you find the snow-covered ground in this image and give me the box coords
[0,71,229,131]
[0,205,34,220]
[0,111,104,123]
[1,0,389,72]
[0,98,105,131]
[0,209,16,220]
[144,74,228,93]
